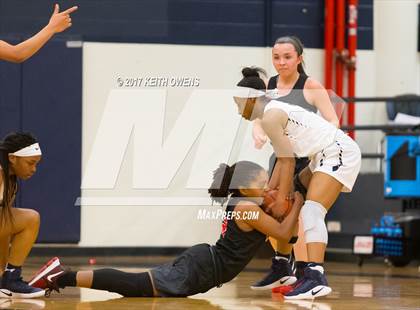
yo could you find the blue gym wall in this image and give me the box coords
[0,0,373,49]
[0,38,82,243]
[0,0,374,245]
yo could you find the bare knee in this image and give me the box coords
[7,208,40,235]
[27,209,40,227]
[19,209,41,229]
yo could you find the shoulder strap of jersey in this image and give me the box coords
[267,75,278,90]
[293,73,308,90]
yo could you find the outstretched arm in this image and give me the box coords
[0,4,78,63]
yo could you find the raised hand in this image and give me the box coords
[47,4,78,33]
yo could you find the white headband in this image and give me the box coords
[234,86,266,98]
[11,143,42,157]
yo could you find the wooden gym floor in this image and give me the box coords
[1,257,419,310]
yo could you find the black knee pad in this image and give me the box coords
[92,269,154,297]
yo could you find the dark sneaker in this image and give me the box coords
[0,268,45,299]
[272,261,307,294]
[284,264,332,299]
[251,258,296,290]
[28,257,65,294]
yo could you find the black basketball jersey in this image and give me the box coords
[212,197,266,284]
[267,73,317,113]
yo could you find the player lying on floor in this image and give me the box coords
[28,161,303,298]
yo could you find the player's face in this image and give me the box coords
[272,43,302,77]
[240,170,269,198]
[8,155,42,180]
[234,97,257,121]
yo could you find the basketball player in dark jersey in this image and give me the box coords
[28,161,304,297]
[0,132,44,298]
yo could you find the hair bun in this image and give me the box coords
[242,67,260,78]
[242,66,267,79]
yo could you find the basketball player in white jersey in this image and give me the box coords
[233,68,361,299]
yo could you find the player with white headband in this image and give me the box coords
[0,132,44,299]
[233,68,361,299]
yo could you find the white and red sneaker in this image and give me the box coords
[28,257,65,294]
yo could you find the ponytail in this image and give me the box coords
[208,163,234,205]
[208,161,265,205]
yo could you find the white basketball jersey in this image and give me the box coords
[264,100,340,157]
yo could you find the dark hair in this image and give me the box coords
[0,132,38,226]
[237,67,267,90]
[208,161,264,204]
[274,36,306,75]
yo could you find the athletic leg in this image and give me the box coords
[285,172,342,299]
[0,208,44,298]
